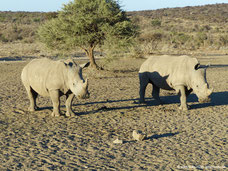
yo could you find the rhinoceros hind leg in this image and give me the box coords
[152,84,162,104]
[25,86,39,111]
[139,73,149,103]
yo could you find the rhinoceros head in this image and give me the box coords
[191,65,213,103]
[64,59,90,99]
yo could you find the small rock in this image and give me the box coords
[14,109,25,114]
[113,138,123,144]
[132,130,146,141]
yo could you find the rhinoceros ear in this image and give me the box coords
[194,63,200,70]
[80,62,90,69]
[195,63,211,70]
[190,57,200,70]
[63,59,75,67]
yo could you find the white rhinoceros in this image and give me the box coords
[21,58,90,117]
[139,55,213,110]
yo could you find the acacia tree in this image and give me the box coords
[38,0,137,69]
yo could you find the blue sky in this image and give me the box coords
[0,0,227,12]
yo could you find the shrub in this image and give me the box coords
[139,32,163,42]
[219,34,228,46]
[170,32,191,45]
[44,12,58,20]
[195,32,208,45]
[33,18,41,23]
[0,34,8,42]
[151,19,162,27]
[0,24,36,43]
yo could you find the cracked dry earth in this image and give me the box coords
[0,56,227,170]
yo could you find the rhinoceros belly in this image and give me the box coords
[28,71,50,97]
[29,79,49,97]
[148,73,174,90]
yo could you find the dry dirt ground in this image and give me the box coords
[0,56,227,170]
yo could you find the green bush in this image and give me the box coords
[196,32,208,45]
[219,34,228,46]
[0,34,8,42]
[170,32,191,45]
[0,24,36,43]
[139,32,163,42]
[151,19,162,27]
[44,12,58,20]
[33,18,41,23]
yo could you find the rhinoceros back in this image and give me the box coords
[139,55,198,89]
[21,58,65,97]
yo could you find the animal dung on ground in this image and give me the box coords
[113,138,123,144]
[132,130,146,141]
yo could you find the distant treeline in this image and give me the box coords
[0,11,57,23]
[128,3,228,23]
[0,3,228,54]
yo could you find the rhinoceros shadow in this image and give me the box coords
[189,91,228,109]
[140,90,228,109]
[75,91,228,115]
[155,91,228,109]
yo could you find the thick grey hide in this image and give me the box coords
[21,58,89,117]
[139,55,213,110]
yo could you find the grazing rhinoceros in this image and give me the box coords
[139,55,213,110]
[21,58,90,117]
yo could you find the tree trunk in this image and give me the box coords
[85,47,100,69]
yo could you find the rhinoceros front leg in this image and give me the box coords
[65,93,75,117]
[177,86,188,111]
[49,90,61,117]
[139,73,149,103]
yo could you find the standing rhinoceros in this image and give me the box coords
[21,58,90,117]
[139,55,213,110]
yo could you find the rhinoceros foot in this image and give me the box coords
[179,105,189,111]
[28,106,39,112]
[65,110,76,117]
[51,111,61,117]
[28,107,35,112]
[138,99,147,104]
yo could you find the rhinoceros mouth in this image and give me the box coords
[198,97,211,103]
[77,93,90,99]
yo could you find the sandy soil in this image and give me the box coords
[0,56,227,170]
